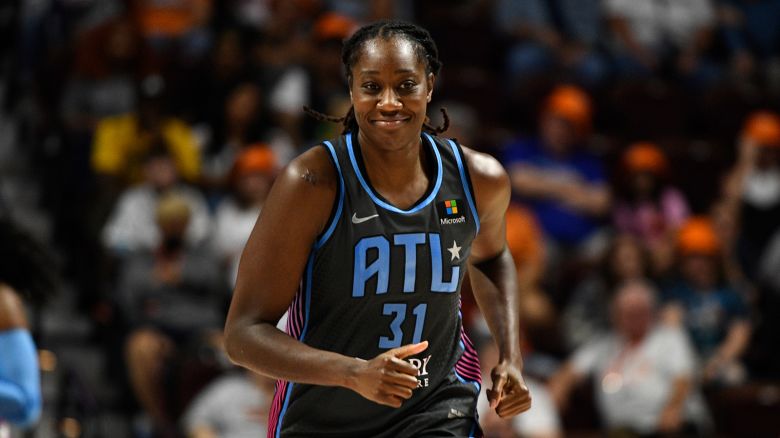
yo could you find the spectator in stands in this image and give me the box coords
[718,0,780,88]
[613,142,691,274]
[305,12,357,143]
[61,17,144,136]
[503,85,611,264]
[132,0,213,58]
[504,203,561,353]
[182,370,275,438]
[494,0,608,88]
[549,280,709,436]
[722,110,780,280]
[562,234,653,349]
[213,146,276,286]
[183,29,252,133]
[102,144,211,254]
[249,6,315,149]
[505,203,546,293]
[604,0,720,86]
[202,82,294,192]
[0,217,58,432]
[663,217,752,385]
[91,74,202,187]
[120,192,225,437]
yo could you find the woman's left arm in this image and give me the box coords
[463,148,532,418]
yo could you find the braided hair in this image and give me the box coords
[304,20,449,135]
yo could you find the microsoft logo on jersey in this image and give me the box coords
[444,199,459,215]
[438,199,466,225]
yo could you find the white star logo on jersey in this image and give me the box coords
[448,241,462,261]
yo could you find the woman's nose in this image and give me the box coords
[377,88,402,111]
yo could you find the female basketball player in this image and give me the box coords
[224,21,531,437]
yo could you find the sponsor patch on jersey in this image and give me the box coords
[438,199,467,225]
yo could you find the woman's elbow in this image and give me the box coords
[223,323,245,366]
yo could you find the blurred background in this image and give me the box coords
[1,0,780,437]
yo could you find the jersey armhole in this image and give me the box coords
[446,139,480,234]
[313,141,345,249]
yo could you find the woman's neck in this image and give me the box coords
[357,131,430,208]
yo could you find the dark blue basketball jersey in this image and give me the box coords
[268,132,483,437]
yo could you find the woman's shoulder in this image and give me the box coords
[283,144,340,192]
[460,146,509,188]
[0,284,28,330]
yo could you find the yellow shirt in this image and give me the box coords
[92,113,201,183]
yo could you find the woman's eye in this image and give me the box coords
[362,83,379,91]
[400,81,417,90]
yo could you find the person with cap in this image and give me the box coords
[304,12,358,142]
[661,217,752,386]
[613,142,691,274]
[213,145,277,286]
[503,85,611,270]
[723,110,780,280]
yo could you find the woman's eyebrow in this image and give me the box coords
[359,68,417,75]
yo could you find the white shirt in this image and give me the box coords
[605,0,715,50]
[213,198,261,286]
[102,184,212,253]
[183,373,269,438]
[572,325,699,433]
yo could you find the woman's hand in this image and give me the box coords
[347,341,428,408]
[487,360,532,418]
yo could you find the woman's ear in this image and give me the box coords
[426,73,435,103]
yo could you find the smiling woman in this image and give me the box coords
[224,20,532,437]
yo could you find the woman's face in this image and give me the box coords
[349,37,434,148]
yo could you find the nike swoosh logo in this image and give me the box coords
[352,213,379,224]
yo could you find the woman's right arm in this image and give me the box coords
[223,147,424,408]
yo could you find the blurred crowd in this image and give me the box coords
[1,0,780,437]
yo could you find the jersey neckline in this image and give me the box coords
[346,132,443,214]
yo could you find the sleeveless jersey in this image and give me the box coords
[268,132,483,437]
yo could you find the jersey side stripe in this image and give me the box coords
[270,252,316,437]
[455,325,482,384]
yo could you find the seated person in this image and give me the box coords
[663,217,752,385]
[182,370,275,438]
[102,144,212,254]
[213,146,276,286]
[549,280,710,436]
[503,85,610,260]
[119,193,226,436]
[613,142,690,274]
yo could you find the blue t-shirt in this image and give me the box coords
[663,283,749,359]
[502,138,606,245]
